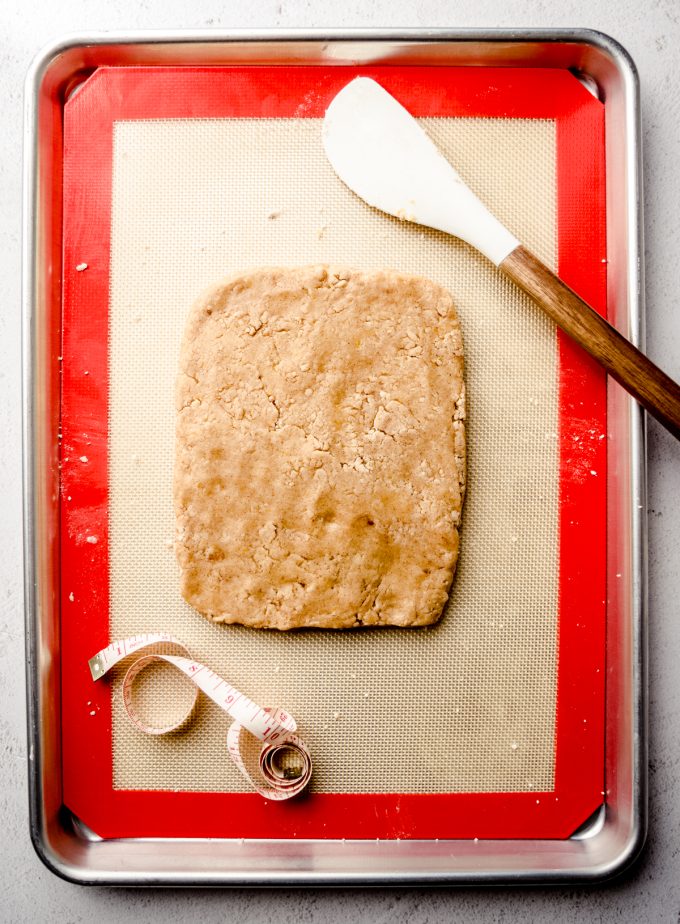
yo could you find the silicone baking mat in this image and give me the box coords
[60,65,606,840]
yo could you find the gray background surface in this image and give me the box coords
[2,1,679,921]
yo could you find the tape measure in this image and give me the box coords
[88,633,312,800]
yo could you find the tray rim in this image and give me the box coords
[22,26,647,886]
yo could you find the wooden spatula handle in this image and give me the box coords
[501,245,680,441]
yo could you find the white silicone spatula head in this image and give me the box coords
[322,77,519,266]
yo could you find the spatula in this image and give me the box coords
[322,77,680,441]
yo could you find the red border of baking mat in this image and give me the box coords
[60,65,607,840]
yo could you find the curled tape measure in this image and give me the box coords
[88,633,312,801]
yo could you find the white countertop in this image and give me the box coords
[3,1,679,919]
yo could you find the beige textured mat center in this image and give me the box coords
[109,116,557,794]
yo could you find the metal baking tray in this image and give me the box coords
[23,28,646,885]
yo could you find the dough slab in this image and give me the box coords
[174,265,465,630]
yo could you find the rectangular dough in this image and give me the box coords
[174,265,465,629]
